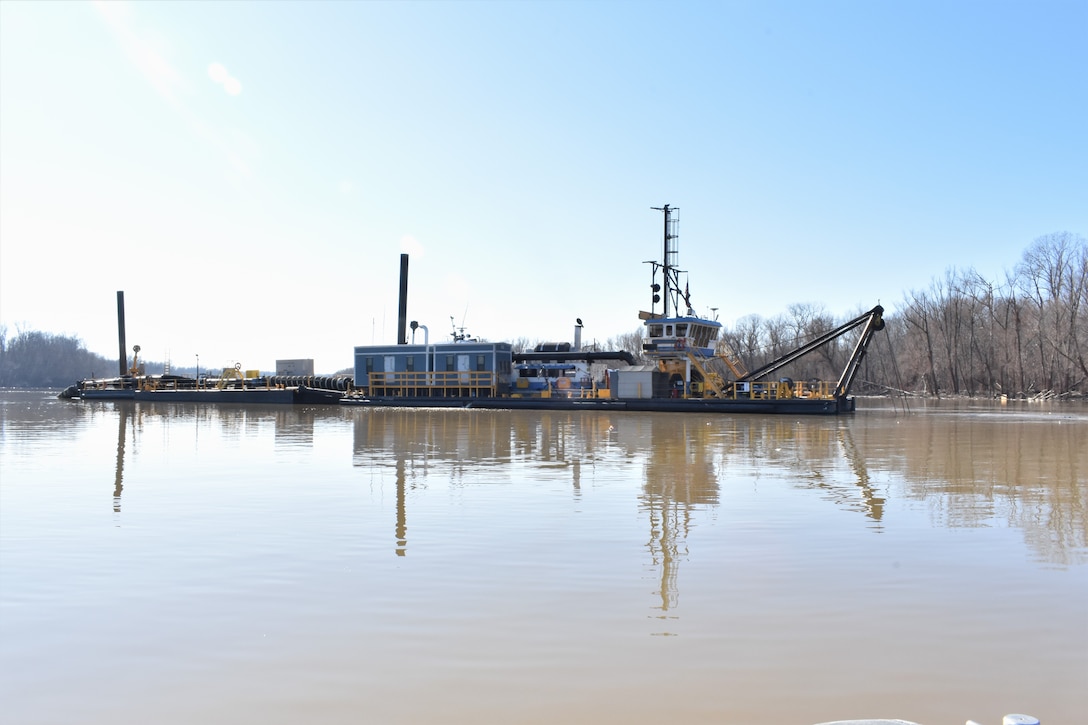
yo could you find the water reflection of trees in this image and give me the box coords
[853,406,1088,566]
[702,408,1085,565]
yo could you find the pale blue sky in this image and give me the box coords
[2,0,1085,373]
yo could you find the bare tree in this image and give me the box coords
[706,233,1085,399]
[606,328,648,364]
[1016,232,1087,391]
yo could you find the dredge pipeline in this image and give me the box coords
[267,375,353,392]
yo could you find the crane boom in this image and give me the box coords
[738,305,885,399]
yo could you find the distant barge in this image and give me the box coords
[60,334,348,405]
[62,369,347,405]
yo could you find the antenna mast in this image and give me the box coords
[649,204,682,317]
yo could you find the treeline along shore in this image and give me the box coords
[719,231,1087,400]
[3,232,1085,399]
[0,329,124,390]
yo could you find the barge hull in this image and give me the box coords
[341,395,852,415]
[78,386,342,405]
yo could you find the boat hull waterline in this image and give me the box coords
[342,394,852,415]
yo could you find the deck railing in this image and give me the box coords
[723,379,837,400]
[364,371,839,401]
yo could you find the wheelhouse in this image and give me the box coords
[641,316,722,358]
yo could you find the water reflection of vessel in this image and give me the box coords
[344,205,886,414]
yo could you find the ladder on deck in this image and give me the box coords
[679,341,750,399]
[685,351,728,397]
[714,340,749,378]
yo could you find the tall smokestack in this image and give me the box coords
[397,254,409,345]
[116,291,127,376]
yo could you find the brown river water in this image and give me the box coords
[1,391,1085,724]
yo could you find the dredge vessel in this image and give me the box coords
[342,205,885,414]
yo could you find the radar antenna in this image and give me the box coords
[450,314,471,342]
